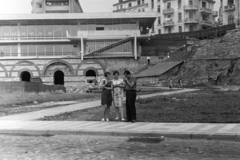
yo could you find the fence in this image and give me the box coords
[0,81,66,93]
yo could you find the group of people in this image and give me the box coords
[100,70,137,123]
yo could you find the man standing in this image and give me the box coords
[124,70,137,123]
[147,56,150,66]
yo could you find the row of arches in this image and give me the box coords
[20,69,97,85]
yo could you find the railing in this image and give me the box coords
[224,5,235,11]
[183,5,198,10]
[212,11,218,17]
[184,18,198,23]
[163,8,174,14]
[200,7,212,13]
[141,24,236,40]
[113,3,148,12]
[0,36,69,41]
[201,20,213,26]
[163,21,174,26]
[0,52,76,58]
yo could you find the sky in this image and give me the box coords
[0,0,220,14]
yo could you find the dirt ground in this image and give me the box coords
[41,90,240,123]
[0,134,240,160]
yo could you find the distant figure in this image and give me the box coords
[178,78,183,89]
[167,52,170,58]
[87,45,90,54]
[169,78,173,89]
[147,56,150,65]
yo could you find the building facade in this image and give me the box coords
[31,0,83,13]
[220,0,240,26]
[113,0,218,34]
[0,12,156,85]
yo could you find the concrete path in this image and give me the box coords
[0,88,198,121]
[0,121,239,141]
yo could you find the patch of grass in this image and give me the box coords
[0,92,101,117]
[41,90,240,123]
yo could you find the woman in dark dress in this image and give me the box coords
[100,72,113,121]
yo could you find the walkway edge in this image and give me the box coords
[0,128,238,141]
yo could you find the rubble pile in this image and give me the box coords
[165,29,240,86]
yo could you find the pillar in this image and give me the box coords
[81,34,84,60]
[134,33,137,59]
[17,43,21,57]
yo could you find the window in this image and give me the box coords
[138,9,141,12]
[158,5,161,13]
[189,25,194,31]
[128,3,132,8]
[158,0,160,3]
[151,0,154,9]
[96,27,104,30]
[158,29,161,34]
[179,26,182,32]
[158,17,161,25]
[228,14,234,24]
[178,13,182,21]
[189,11,194,19]
[168,27,171,33]
[37,3,42,8]
[178,0,181,9]
[142,0,145,4]
[142,8,145,12]
[228,0,234,6]
[120,5,122,9]
[138,0,140,5]
[202,2,206,8]
[152,25,155,32]
[167,2,171,9]
[189,0,193,5]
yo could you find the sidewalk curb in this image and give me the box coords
[0,129,237,141]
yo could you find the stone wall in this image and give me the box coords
[0,56,163,86]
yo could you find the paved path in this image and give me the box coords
[0,121,239,141]
[0,88,198,121]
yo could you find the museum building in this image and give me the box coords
[0,0,157,86]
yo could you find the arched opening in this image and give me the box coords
[86,70,96,77]
[85,69,97,83]
[228,15,234,24]
[54,70,64,85]
[20,71,31,82]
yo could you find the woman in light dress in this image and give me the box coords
[112,71,125,121]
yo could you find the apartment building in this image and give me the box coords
[220,0,240,26]
[31,0,83,13]
[113,0,218,34]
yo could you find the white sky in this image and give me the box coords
[0,0,220,14]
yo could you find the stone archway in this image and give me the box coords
[44,62,73,77]
[20,71,31,82]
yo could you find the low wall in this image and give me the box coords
[0,82,66,93]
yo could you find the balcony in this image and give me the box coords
[183,5,198,10]
[163,8,174,14]
[212,11,218,17]
[162,0,171,2]
[201,20,213,26]
[200,7,212,14]
[184,18,198,24]
[163,21,174,27]
[224,5,235,11]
